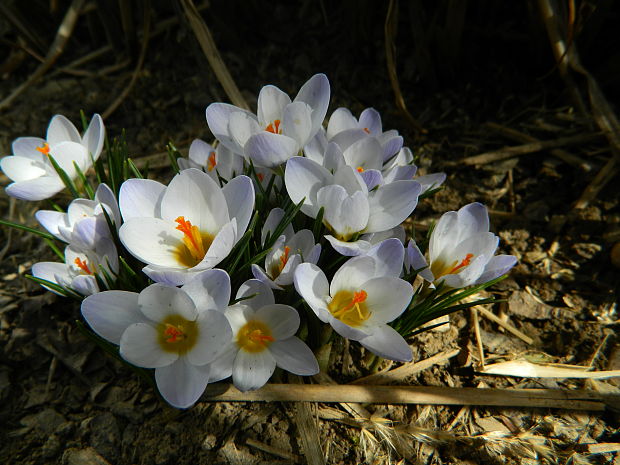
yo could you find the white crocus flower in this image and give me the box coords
[32,239,118,296]
[206,73,330,168]
[251,208,321,290]
[382,147,446,193]
[35,183,121,250]
[405,203,517,288]
[1,114,104,201]
[285,156,421,256]
[209,279,319,391]
[81,270,233,408]
[178,139,244,185]
[118,169,254,286]
[294,239,413,361]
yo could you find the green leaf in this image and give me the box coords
[0,218,58,242]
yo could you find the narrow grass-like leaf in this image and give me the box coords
[0,219,58,241]
[48,154,79,198]
[127,158,144,179]
[73,161,94,199]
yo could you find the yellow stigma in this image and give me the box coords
[328,289,370,327]
[237,320,275,353]
[173,216,214,267]
[265,119,282,134]
[157,315,198,354]
[431,253,475,279]
[36,142,51,156]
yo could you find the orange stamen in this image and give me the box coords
[249,329,275,345]
[278,246,291,272]
[333,290,368,319]
[265,119,281,134]
[36,142,50,156]
[363,127,370,134]
[448,253,474,274]
[207,151,217,172]
[175,216,206,261]
[164,323,185,343]
[74,257,92,275]
[257,173,265,182]
[356,166,365,173]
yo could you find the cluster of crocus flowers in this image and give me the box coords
[0,114,104,201]
[0,74,518,409]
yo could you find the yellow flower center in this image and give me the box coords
[74,257,93,275]
[36,142,51,156]
[173,216,214,267]
[236,320,275,353]
[157,315,198,354]
[265,119,282,134]
[431,253,475,279]
[328,289,370,327]
[207,151,217,172]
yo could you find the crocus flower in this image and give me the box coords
[405,203,517,288]
[35,183,121,250]
[209,279,319,391]
[251,208,321,290]
[1,114,104,201]
[294,239,413,361]
[178,139,244,185]
[81,270,233,408]
[285,156,421,256]
[118,168,254,286]
[206,73,330,168]
[32,239,118,296]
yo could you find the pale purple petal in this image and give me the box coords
[119,178,166,221]
[235,279,275,310]
[269,337,319,375]
[232,349,276,391]
[285,156,332,217]
[138,283,197,322]
[189,310,232,365]
[256,304,300,340]
[293,73,330,137]
[181,269,231,313]
[155,357,210,408]
[120,323,178,368]
[246,132,298,168]
[359,325,412,362]
[365,180,421,233]
[81,290,144,344]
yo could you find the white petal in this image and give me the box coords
[224,304,253,335]
[47,114,80,145]
[261,208,287,245]
[366,180,421,233]
[138,283,197,322]
[198,219,237,268]
[281,101,313,146]
[329,316,369,341]
[11,137,47,160]
[181,269,231,313]
[5,177,65,201]
[119,178,166,221]
[366,238,405,278]
[80,293,135,341]
[330,255,375,294]
[142,266,198,286]
[31,261,71,293]
[475,255,517,284]
[222,175,254,237]
[429,211,458,261]
[284,156,332,217]
[155,357,210,409]
[270,337,319,375]
[256,304,300,340]
[325,235,372,256]
[71,275,99,295]
[456,202,490,241]
[294,73,330,137]
[257,85,291,125]
[318,185,369,239]
[94,183,121,227]
[246,132,298,168]
[160,168,229,235]
[229,111,262,149]
[82,114,105,160]
[251,264,282,290]
[416,172,446,193]
[48,141,88,176]
[404,240,433,281]
[327,107,357,139]
[359,325,412,362]
[323,141,345,172]
[208,342,236,382]
[35,210,68,239]
[361,277,413,324]
[232,349,276,392]
[342,137,383,171]
[358,108,382,134]
[0,155,47,182]
[189,310,232,365]
[293,263,330,320]
[236,279,275,310]
[119,218,186,268]
[205,103,254,154]
[120,323,178,368]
